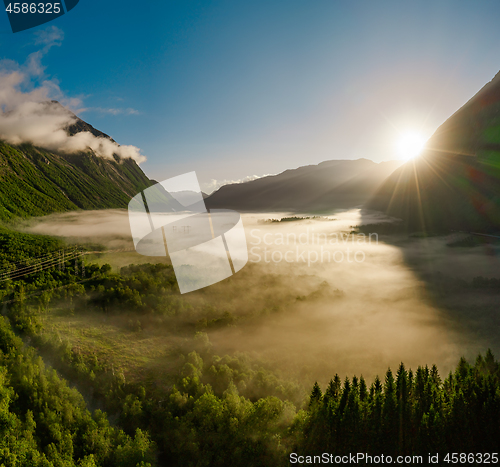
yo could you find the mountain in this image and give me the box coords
[367,71,500,232]
[205,159,402,212]
[0,103,153,221]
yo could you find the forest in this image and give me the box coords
[0,226,498,466]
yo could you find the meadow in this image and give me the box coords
[0,209,498,465]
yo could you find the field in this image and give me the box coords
[0,209,498,466]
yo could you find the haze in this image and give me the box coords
[18,208,498,387]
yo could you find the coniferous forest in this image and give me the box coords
[0,226,498,466]
[2,2,500,466]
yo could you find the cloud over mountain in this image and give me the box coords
[0,26,146,164]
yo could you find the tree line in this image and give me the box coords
[0,227,499,465]
[297,352,500,457]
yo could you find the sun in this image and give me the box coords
[396,131,426,161]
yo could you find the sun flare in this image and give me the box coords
[396,131,426,161]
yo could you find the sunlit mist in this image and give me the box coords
[19,209,495,386]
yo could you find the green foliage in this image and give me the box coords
[0,227,498,465]
[0,140,153,221]
[297,352,500,456]
[0,316,156,466]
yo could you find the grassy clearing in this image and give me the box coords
[41,308,178,386]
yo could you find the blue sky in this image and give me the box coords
[2,0,500,191]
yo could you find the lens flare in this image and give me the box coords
[396,131,426,161]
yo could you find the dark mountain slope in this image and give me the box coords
[368,71,500,232]
[206,159,401,212]
[0,105,154,221]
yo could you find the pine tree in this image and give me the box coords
[309,382,322,406]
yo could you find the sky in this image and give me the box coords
[2,0,500,192]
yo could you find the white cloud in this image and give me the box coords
[0,26,146,164]
[202,174,270,194]
[28,25,64,76]
[34,25,64,46]
[84,107,141,116]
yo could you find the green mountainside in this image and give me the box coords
[0,105,153,221]
[368,72,500,232]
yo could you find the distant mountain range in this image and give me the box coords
[0,103,153,221]
[205,159,402,212]
[368,71,500,232]
[4,73,499,233]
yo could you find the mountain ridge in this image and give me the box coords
[367,70,500,232]
[205,158,402,212]
[0,102,153,221]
